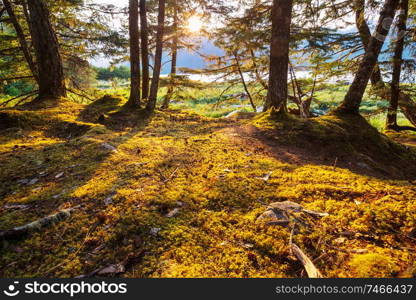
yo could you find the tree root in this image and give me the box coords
[291,243,323,278]
[0,206,80,241]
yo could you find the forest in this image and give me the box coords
[0,0,416,279]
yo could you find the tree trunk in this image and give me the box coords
[146,0,166,113]
[337,0,399,114]
[161,1,178,110]
[234,51,256,111]
[0,6,6,18]
[353,0,416,127]
[2,0,39,84]
[264,0,293,112]
[249,48,268,90]
[126,0,141,108]
[353,0,384,87]
[26,0,66,99]
[386,0,408,129]
[140,0,150,101]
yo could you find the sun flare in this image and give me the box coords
[187,16,203,33]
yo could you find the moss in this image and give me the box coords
[348,253,400,278]
[0,99,415,278]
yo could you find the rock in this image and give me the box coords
[166,208,180,218]
[259,171,273,182]
[268,201,303,213]
[27,178,39,185]
[334,237,347,245]
[257,209,290,226]
[224,110,241,118]
[134,235,142,248]
[104,194,115,205]
[150,227,161,236]
[101,143,118,152]
[97,263,125,275]
[257,201,328,227]
[243,243,254,249]
[4,204,30,210]
[17,179,29,185]
[357,162,371,170]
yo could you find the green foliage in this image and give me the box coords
[3,80,35,97]
[93,66,130,81]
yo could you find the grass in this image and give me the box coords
[0,97,415,278]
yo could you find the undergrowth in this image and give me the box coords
[0,97,415,278]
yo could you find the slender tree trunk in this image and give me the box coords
[249,48,268,90]
[2,0,39,84]
[140,0,150,101]
[264,0,293,112]
[161,1,178,109]
[354,0,416,127]
[0,6,6,18]
[353,0,384,87]
[146,0,166,112]
[336,0,399,114]
[126,0,141,108]
[386,0,408,129]
[234,51,256,111]
[26,0,66,99]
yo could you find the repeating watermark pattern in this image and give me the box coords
[3,281,20,297]
[2,281,127,298]
[374,9,407,43]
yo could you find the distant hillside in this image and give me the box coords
[91,38,224,74]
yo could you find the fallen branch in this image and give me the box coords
[0,91,38,107]
[291,243,323,278]
[324,242,368,254]
[157,167,179,184]
[0,206,80,241]
[68,88,94,101]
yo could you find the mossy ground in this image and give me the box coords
[0,97,415,278]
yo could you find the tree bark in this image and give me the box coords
[146,0,166,112]
[353,0,384,87]
[0,6,6,18]
[161,1,178,110]
[386,0,408,129]
[126,0,141,108]
[336,0,399,114]
[26,0,66,99]
[353,0,416,127]
[140,0,150,101]
[264,0,293,112]
[250,48,268,90]
[2,0,39,84]
[234,51,256,111]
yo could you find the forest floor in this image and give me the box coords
[0,96,416,278]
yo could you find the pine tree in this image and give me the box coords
[126,0,141,108]
[265,0,293,112]
[27,0,66,99]
[147,0,166,112]
[336,0,399,114]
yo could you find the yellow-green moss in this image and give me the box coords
[0,100,415,278]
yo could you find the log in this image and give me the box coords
[291,243,323,278]
[0,206,80,241]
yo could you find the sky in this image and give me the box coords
[89,0,223,72]
[88,0,408,77]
